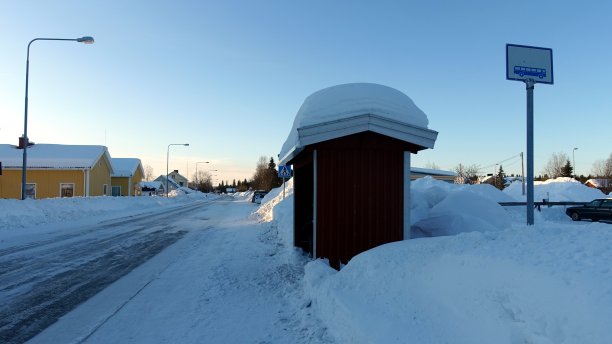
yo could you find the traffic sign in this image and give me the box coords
[506,44,553,84]
[278,165,292,178]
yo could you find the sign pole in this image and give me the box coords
[283,177,286,199]
[526,79,535,225]
[506,43,553,226]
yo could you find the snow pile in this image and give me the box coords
[504,177,606,202]
[280,83,430,160]
[254,179,294,247]
[410,177,513,237]
[0,193,215,231]
[304,222,612,343]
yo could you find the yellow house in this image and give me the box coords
[0,143,113,199]
[111,158,144,196]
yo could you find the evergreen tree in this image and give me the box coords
[495,165,506,190]
[561,160,573,177]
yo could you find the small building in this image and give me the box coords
[111,158,145,196]
[585,179,612,194]
[0,142,113,199]
[168,170,189,187]
[410,167,457,183]
[139,181,165,196]
[279,83,438,268]
[154,174,181,194]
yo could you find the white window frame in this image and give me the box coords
[60,183,75,198]
[103,184,108,196]
[23,183,37,199]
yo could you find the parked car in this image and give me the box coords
[251,190,268,204]
[566,198,612,222]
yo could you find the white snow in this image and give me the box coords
[111,158,142,177]
[0,144,110,169]
[280,83,430,161]
[2,177,612,343]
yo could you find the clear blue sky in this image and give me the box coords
[1,1,610,182]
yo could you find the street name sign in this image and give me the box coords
[506,44,553,84]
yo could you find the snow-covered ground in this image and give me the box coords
[1,178,611,343]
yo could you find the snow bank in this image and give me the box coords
[305,223,612,343]
[504,177,606,202]
[410,177,512,237]
[254,179,294,247]
[0,192,216,232]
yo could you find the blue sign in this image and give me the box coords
[278,165,292,178]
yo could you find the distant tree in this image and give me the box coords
[453,163,479,184]
[561,160,573,178]
[251,156,282,190]
[495,165,506,190]
[144,164,154,181]
[542,152,569,179]
[591,153,612,178]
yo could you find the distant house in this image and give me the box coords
[585,179,612,194]
[139,181,165,196]
[410,167,457,183]
[154,174,181,193]
[111,158,144,196]
[168,170,189,187]
[0,142,113,199]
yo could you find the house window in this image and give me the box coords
[60,183,75,198]
[24,183,36,199]
[103,184,108,195]
[112,186,121,196]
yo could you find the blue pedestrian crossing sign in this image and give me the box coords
[278,165,292,178]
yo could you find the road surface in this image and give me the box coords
[2,195,331,344]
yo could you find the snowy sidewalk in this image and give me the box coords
[31,198,331,344]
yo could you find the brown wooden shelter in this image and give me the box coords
[281,87,438,269]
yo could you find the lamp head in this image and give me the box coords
[184,143,189,146]
[77,36,95,44]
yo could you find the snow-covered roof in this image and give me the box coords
[139,181,163,190]
[0,144,113,172]
[280,83,438,163]
[111,158,143,177]
[411,167,457,177]
[154,175,181,188]
[586,179,611,188]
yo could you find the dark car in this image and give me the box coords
[566,198,612,222]
[251,190,268,204]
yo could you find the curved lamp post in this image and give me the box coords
[573,147,578,179]
[21,36,95,200]
[166,143,189,197]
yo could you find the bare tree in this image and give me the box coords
[425,162,440,170]
[542,152,569,179]
[591,153,612,178]
[251,156,269,190]
[144,164,154,181]
[454,163,479,184]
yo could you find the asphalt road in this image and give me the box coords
[0,201,210,344]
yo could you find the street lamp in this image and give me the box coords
[573,147,578,179]
[21,36,95,200]
[166,143,189,197]
[195,161,209,184]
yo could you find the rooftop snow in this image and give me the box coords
[0,144,110,170]
[279,83,436,163]
[111,158,142,177]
